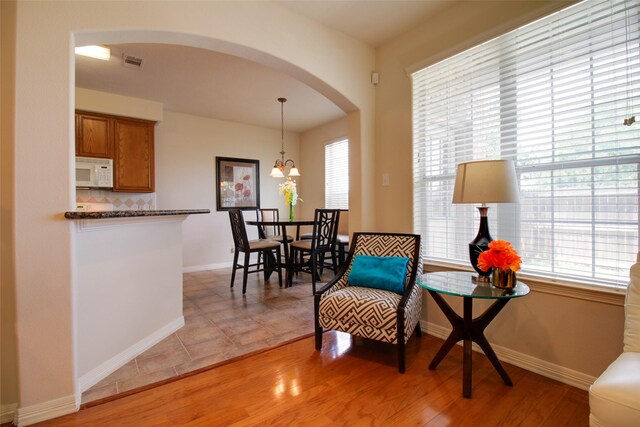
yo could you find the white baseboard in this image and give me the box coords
[418,320,596,391]
[1,403,17,424]
[78,316,185,393]
[14,395,77,427]
[183,262,231,273]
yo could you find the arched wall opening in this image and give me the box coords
[74,30,359,114]
[70,28,367,399]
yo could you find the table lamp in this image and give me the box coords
[452,160,519,282]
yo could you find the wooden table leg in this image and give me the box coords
[427,291,513,398]
[428,291,463,369]
[462,298,473,398]
[280,225,290,263]
[470,298,512,386]
[281,225,292,287]
[263,252,274,281]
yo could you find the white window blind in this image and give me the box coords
[412,0,639,288]
[325,138,349,209]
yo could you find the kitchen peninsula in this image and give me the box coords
[66,208,209,393]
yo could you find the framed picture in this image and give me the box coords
[215,157,260,211]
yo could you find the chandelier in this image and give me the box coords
[270,97,300,178]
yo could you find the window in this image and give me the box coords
[412,0,639,289]
[325,138,349,209]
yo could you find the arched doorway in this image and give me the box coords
[72,30,360,403]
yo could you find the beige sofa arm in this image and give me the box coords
[589,252,640,426]
[624,252,640,352]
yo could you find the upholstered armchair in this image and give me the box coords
[314,232,422,373]
[589,252,640,426]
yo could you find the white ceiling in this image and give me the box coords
[75,1,455,133]
[76,43,346,133]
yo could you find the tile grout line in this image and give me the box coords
[174,331,194,362]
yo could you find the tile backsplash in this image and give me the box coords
[76,189,156,211]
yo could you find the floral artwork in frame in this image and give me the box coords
[215,157,260,211]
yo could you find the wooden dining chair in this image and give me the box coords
[300,210,347,268]
[287,208,340,293]
[256,208,293,243]
[229,209,282,294]
[255,208,293,269]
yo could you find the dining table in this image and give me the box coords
[245,218,315,286]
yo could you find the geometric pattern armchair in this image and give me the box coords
[314,232,423,373]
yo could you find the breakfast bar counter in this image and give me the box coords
[69,208,209,392]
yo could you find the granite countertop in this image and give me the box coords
[65,209,210,220]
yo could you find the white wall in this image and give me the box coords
[155,110,300,269]
[6,0,375,422]
[375,0,625,383]
[0,1,19,422]
[76,216,185,383]
[76,88,163,122]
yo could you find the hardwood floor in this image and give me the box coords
[36,330,589,426]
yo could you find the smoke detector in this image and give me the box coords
[121,53,144,70]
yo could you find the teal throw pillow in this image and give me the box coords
[348,255,410,295]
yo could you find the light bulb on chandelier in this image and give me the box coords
[270,97,300,178]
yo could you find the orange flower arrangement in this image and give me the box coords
[477,240,522,272]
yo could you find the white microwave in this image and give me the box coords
[75,157,113,188]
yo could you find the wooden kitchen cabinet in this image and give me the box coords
[75,111,113,158]
[113,117,155,193]
[75,110,156,193]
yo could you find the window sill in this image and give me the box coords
[424,260,626,307]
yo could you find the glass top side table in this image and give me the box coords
[419,271,530,398]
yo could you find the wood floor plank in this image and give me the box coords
[34,332,589,426]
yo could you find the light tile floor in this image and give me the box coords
[82,267,329,404]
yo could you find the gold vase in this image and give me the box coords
[492,267,516,289]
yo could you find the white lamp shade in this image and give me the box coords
[288,167,300,177]
[452,160,519,204]
[270,167,284,178]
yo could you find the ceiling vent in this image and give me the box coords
[121,54,144,70]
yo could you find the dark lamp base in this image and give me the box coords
[469,206,493,277]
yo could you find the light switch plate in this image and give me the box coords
[382,173,390,186]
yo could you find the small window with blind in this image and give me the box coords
[325,138,349,209]
[412,0,639,289]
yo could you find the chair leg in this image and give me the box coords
[397,312,406,373]
[397,339,406,374]
[314,296,323,350]
[287,247,295,288]
[311,251,317,294]
[242,252,251,294]
[331,249,338,273]
[275,247,283,288]
[338,243,346,269]
[230,250,239,288]
[315,327,323,350]
[318,253,325,276]
[415,323,422,338]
